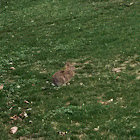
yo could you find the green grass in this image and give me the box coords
[0,0,140,139]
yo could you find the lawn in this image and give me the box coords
[0,0,140,139]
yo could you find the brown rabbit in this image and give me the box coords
[52,62,75,86]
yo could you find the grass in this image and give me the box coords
[0,0,140,139]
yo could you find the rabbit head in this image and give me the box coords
[65,62,75,71]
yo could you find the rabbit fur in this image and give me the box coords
[52,62,75,86]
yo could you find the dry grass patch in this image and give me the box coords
[111,54,139,78]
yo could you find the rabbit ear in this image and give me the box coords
[65,62,75,71]
[65,62,71,68]
[65,62,71,65]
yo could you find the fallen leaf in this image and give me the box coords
[94,126,99,131]
[108,99,113,103]
[80,83,83,85]
[65,102,70,106]
[116,76,120,80]
[10,67,16,70]
[9,107,13,110]
[112,68,121,73]
[99,99,113,105]
[58,131,67,136]
[9,62,13,65]
[99,101,108,105]
[20,111,28,119]
[26,108,32,111]
[24,100,29,104]
[0,84,4,90]
[10,115,18,120]
[10,115,22,121]
[17,85,20,88]
[67,83,70,85]
[10,126,18,134]
[129,2,133,6]
[29,120,33,123]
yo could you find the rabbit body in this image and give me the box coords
[52,62,75,86]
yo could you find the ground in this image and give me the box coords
[0,0,140,139]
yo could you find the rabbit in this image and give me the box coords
[52,62,75,86]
